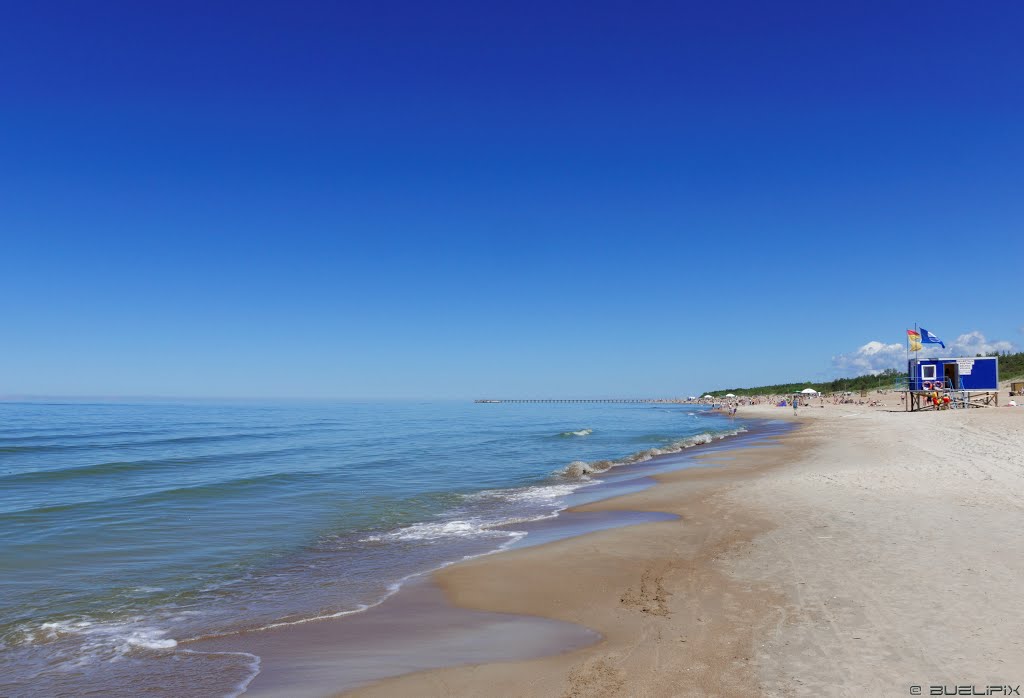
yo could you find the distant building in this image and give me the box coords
[907,356,998,392]
[904,356,1000,410]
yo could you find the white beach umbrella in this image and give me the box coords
[800,388,818,394]
[725,393,736,398]
[702,395,713,399]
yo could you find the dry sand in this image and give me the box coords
[347,401,1024,697]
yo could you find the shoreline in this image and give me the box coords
[347,403,1024,696]
[187,416,790,696]
[346,419,803,697]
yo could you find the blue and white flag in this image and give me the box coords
[919,328,945,348]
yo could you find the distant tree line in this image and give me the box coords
[995,350,1024,380]
[703,350,1024,397]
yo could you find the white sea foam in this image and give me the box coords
[505,483,581,501]
[177,648,261,698]
[559,428,593,437]
[125,632,177,650]
[362,518,520,543]
[22,616,179,665]
[177,602,378,642]
[558,428,747,478]
[463,482,586,504]
[563,460,609,477]
[358,482,588,547]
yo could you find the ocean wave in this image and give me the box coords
[0,431,275,455]
[0,428,168,444]
[461,482,585,504]
[176,649,261,698]
[0,446,314,487]
[7,616,261,698]
[558,428,592,437]
[129,586,165,595]
[177,522,540,645]
[202,651,262,698]
[360,518,523,543]
[0,467,327,519]
[558,428,747,478]
[11,616,179,661]
[361,480,592,545]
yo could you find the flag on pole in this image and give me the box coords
[907,329,921,341]
[919,328,945,348]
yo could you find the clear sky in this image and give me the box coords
[2,1,1022,398]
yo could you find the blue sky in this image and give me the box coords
[2,1,1022,398]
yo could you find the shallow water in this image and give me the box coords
[0,399,754,696]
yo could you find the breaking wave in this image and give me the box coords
[559,428,592,437]
[462,482,583,504]
[359,481,594,547]
[559,427,747,478]
[8,615,180,665]
[361,518,520,543]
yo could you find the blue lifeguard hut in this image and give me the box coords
[904,356,1000,410]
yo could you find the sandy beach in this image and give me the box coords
[9,6,1022,696]
[346,400,1024,696]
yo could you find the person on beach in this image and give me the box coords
[793,397,799,416]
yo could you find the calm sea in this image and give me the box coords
[0,399,753,696]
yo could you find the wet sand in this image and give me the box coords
[188,579,596,698]
[184,509,683,696]
[187,421,788,695]
[347,404,1024,696]
[346,439,797,697]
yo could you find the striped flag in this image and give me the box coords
[907,329,922,352]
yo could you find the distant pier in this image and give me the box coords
[474,399,690,404]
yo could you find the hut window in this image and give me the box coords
[921,365,937,380]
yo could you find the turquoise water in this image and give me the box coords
[0,400,750,695]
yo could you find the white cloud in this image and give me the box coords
[832,331,1016,376]
[832,341,905,374]
[946,331,1014,356]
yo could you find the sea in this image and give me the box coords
[0,399,778,696]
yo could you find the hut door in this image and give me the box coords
[943,363,959,390]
